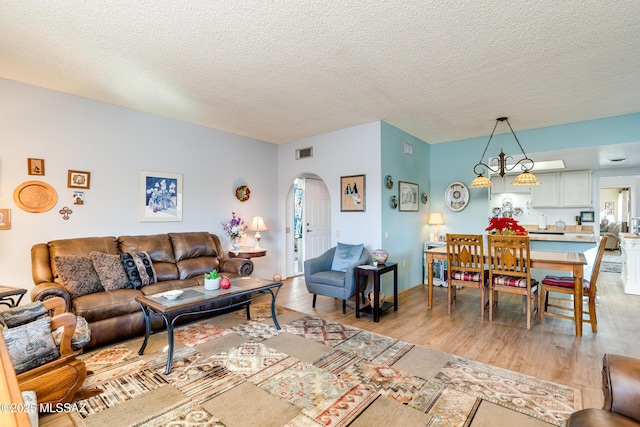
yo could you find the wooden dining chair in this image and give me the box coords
[446,234,487,319]
[538,236,608,333]
[487,234,538,330]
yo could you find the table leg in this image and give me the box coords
[165,318,175,374]
[373,273,380,323]
[393,265,398,311]
[355,270,361,318]
[270,289,281,330]
[137,302,151,356]
[427,256,434,309]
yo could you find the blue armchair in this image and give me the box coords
[303,245,371,314]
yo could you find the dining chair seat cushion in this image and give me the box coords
[451,271,482,282]
[493,275,538,288]
[542,275,590,290]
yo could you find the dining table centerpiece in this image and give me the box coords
[486,217,527,235]
[222,212,246,250]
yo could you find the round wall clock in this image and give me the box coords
[444,182,469,212]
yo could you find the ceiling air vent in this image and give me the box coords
[608,158,627,164]
[296,147,313,159]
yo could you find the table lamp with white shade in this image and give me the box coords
[247,216,269,249]
[428,213,444,242]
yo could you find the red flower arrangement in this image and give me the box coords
[486,217,527,235]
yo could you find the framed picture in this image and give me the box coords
[68,170,91,189]
[28,158,45,176]
[139,170,183,222]
[580,210,595,223]
[398,181,419,212]
[0,209,10,230]
[605,202,614,215]
[340,174,366,212]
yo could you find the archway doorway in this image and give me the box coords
[285,174,331,277]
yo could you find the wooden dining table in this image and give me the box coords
[424,246,588,336]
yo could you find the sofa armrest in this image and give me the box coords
[219,258,254,276]
[603,353,640,422]
[31,283,72,311]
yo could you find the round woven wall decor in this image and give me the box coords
[13,180,57,213]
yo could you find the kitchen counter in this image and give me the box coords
[528,233,598,243]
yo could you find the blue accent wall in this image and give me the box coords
[429,113,640,237]
[380,122,431,293]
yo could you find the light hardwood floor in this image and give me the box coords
[276,268,640,410]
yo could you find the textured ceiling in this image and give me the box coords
[1,1,639,144]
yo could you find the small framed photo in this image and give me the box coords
[68,170,91,189]
[139,170,183,222]
[28,158,45,176]
[605,202,614,215]
[399,181,419,212]
[580,210,595,223]
[340,174,366,212]
[0,209,10,230]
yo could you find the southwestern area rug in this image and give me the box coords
[67,305,580,427]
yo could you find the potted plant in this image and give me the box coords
[204,269,221,290]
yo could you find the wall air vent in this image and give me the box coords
[608,158,627,163]
[296,147,313,159]
[404,142,413,156]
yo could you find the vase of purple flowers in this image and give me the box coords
[222,212,246,250]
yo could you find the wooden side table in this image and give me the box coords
[355,262,398,322]
[228,247,267,259]
[0,286,27,308]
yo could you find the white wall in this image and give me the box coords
[277,123,382,277]
[0,79,279,295]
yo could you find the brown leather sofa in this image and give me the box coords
[31,232,253,349]
[566,353,640,426]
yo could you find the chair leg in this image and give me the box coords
[488,288,494,322]
[480,286,485,321]
[589,296,598,333]
[312,294,317,308]
[342,299,347,314]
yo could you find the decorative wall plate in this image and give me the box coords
[13,180,57,213]
[235,185,250,202]
[385,175,393,189]
[444,181,469,212]
[389,195,398,209]
[421,192,428,204]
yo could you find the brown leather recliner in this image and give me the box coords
[566,354,640,426]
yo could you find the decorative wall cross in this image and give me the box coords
[59,206,73,220]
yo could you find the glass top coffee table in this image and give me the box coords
[135,276,282,374]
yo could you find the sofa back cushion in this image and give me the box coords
[118,234,179,281]
[47,237,118,281]
[169,232,221,279]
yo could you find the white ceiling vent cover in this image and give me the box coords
[296,147,313,159]
[404,142,413,156]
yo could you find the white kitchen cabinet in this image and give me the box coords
[561,170,592,207]
[532,171,592,208]
[620,234,640,295]
[489,176,531,194]
[532,173,560,207]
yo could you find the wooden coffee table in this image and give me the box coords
[136,277,282,374]
[0,285,27,308]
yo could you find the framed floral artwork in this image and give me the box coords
[68,170,91,189]
[139,170,183,222]
[340,174,366,212]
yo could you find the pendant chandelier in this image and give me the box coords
[469,117,541,188]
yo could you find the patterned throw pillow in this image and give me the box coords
[120,252,157,289]
[0,301,46,329]
[90,251,131,291]
[54,255,104,299]
[2,317,60,374]
[331,242,364,272]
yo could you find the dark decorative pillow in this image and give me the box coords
[2,317,60,374]
[54,255,104,299]
[90,251,131,291]
[331,242,364,272]
[120,252,157,289]
[0,301,46,329]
